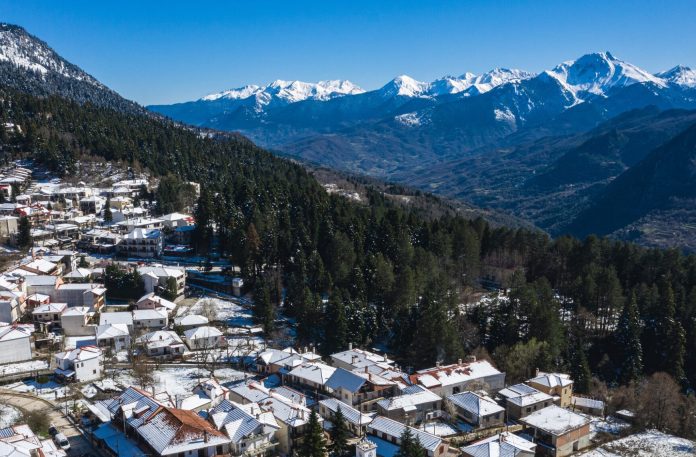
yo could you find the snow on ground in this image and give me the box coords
[418,421,459,437]
[182,297,254,326]
[110,366,246,398]
[7,379,70,400]
[0,360,48,376]
[0,403,21,428]
[64,336,97,350]
[580,431,695,457]
[589,415,630,438]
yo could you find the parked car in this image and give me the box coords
[54,432,70,450]
[48,424,58,437]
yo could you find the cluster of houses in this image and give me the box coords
[0,165,197,257]
[65,343,599,457]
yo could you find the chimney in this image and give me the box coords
[352,355,359,365]
[348,342,353,350]
[457,358,462,365]
[465,355,476,363]
[435,361,441,368]
[364,366,368,373]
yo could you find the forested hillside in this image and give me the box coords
[3,88,696,396]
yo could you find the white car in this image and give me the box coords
[53,432,70,450]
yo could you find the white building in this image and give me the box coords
[411,358,506,396]
[174,314,208,329]
[135,292,176,314]
[183,326,226,350]
[60,306,95,336]
[461,432,536,457]
[367,416,447,457]
[55,345,103,382]
[208,399,280,456]
[0,325,32,364]
[118,228,164,258]
[32,302,67,324]
[95,324,131,351]
[138,265,186,297]
[136,330,186,358]
[133,308,168,330]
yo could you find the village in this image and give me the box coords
[0,161,688,457]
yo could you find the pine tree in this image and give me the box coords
[615,292,643,384]
[329,407,350,457]
[103,196,113,224]
[16,215,31,249]
[253,278,275,336]
[568,334,591,394]
[323,291,348,355]
[301,410,326,457]
[395,427,425,457]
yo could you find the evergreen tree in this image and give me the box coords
[568,334,591,394]
[329,407,350,457]
[16,215,31,249]
[395,428,425,457]
[253,278,275,336]
[323,291,348,355]
[615,292,643,384]
[300,410,326,457]
[103,196,113,224]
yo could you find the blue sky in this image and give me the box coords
[2,0,695,105]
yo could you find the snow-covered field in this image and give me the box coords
[0,360,48,376]
[0,403,21,428]
[580,431,695,457]
[589,415,630,438]
[183,297,254,326]
[6,379,69,400]
[110,366,246,398]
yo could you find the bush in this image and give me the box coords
[25,410,49,436]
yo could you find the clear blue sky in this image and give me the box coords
[2,0,695,105]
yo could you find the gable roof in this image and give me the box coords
[447,391,504,417]
[520,405,589,436]
[135,407,230,455]
[326,367,366,393]
[368,416,442,452]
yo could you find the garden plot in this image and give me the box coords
[418,421,459,437]
[7,378,70,400]
[580,431,695,457]
[109,366,246,398]
[185,297,254,327]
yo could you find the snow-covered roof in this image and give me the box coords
[99,312,133,327]
[520,405,589,435]
[319,397,372,426]
[96,324,130,340]
[331,347,394,369]
[132,308,168,321]
[184,326,222,340]
[209,399,279,443]
[123,228,162,240]
[55,345,101,362]
[448,391,504,417]
[137,292,176,311]
[0,325,31,342]
[368,416,442,452]
[498,383,553,407]
[136,330,184,349]
[31,302,67,314]
[134,407,230,455]
[412,360,502,389]
[174,314,209,327]
[377,385,441,412]
[326,367,367,393]
[61,306,91,317]
[288,362,336,386]
[527,372,573,388]
[462,431,536,457]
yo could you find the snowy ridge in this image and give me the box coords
[201,79,365,103]
[0,23,101,86]
[657,65,696,88]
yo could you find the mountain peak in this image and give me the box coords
[548,51,666,96]
[380,75,429,97]
[657,65,696,87]
[200,79,364,104]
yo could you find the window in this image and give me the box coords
[526,407,531,413]
[93,369,97,374]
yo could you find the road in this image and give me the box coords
[0,389,95,456]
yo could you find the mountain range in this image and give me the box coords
[150,52,696,249]
[2,22,696,249]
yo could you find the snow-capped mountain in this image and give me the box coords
[658,65,696,88]
[543,52,667,100]
[0,23,141,113]
[150,51,696,165]
[201,79,365,105]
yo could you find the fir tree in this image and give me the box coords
[253,278,275,336]
[395,427,425,457]
[329,407,350,457]
[568,334,591,394]
[301,410,326,457]
[323,291,348,355]
[103,196,113,224]
[16,215,31,249]
[615,292,643,384]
